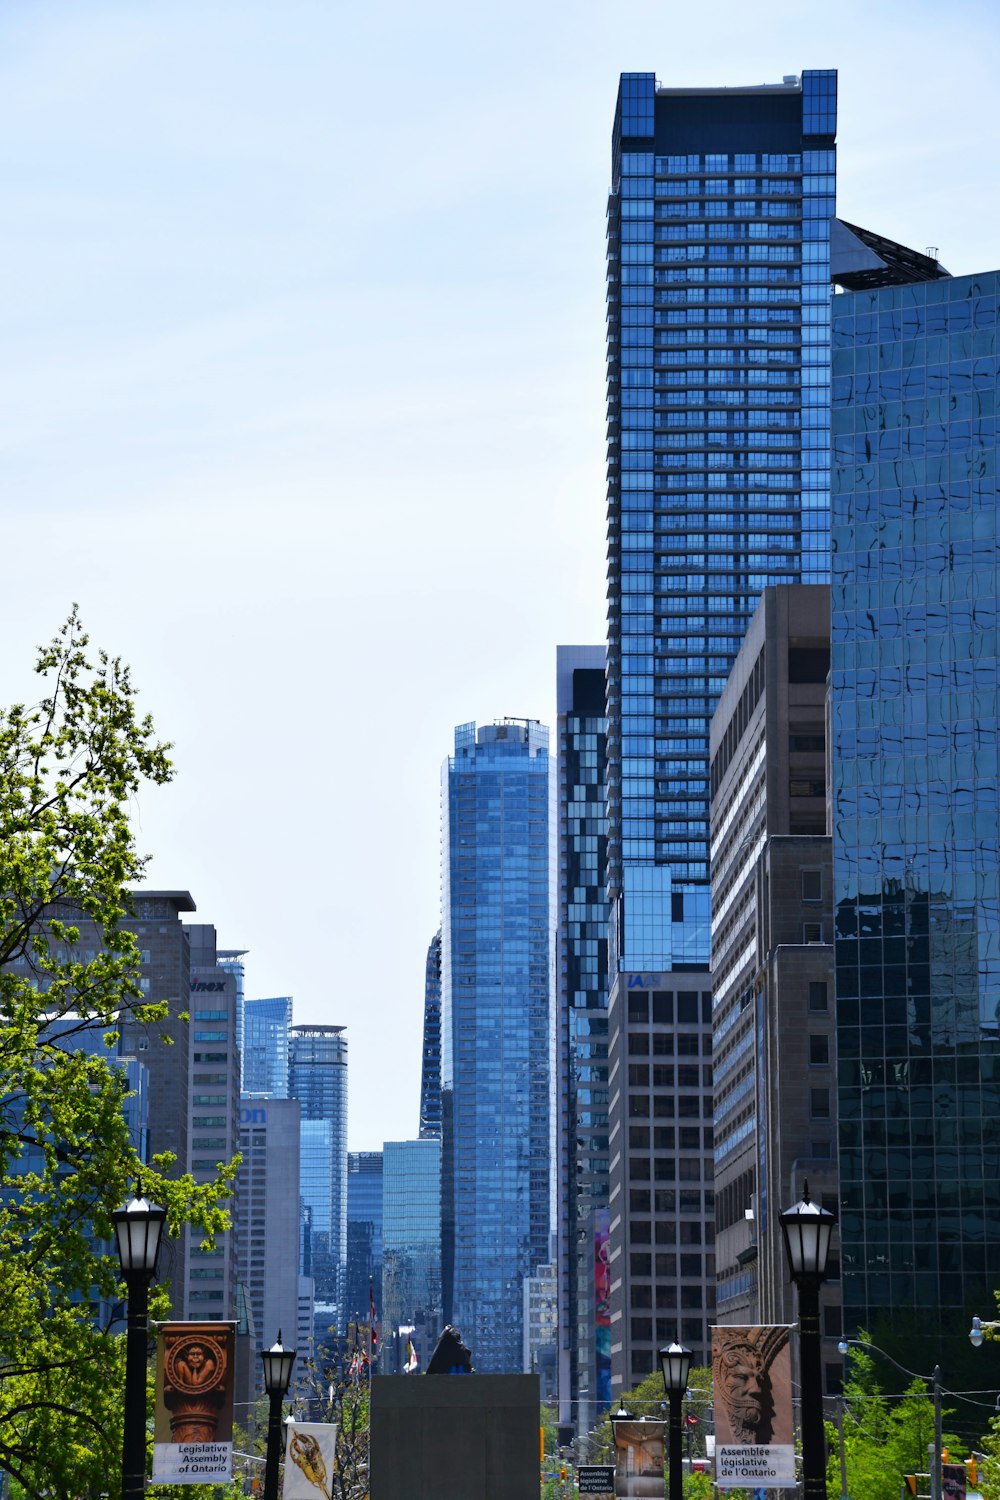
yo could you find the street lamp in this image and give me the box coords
[779,1181,835,1500]
[659,1341,692,1500]
[969,1317,1000,1348]
[112,1183,168,1500]
[260,1331,297,1500]
[838,1337,942,1500]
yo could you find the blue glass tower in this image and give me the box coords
[419,931,442,1140]
[555,648,611,1430]
[382,1138,442,1372]
[831,266,1000,1333]
[606,69,836,972]
[605,68,836,1396]
[345,1150,383,1328]
[289,1024,348,1338]
[242,996,292,1097]
[440,719,551,1373]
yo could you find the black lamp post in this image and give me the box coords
[112,1184,168,1500]
[260,1331,297,1500]
[659,1341,692,1500]
[779,1181,836,1500]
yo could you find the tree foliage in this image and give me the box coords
[0,611,235,1496]
[827,1342,964,1500]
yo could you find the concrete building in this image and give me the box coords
[709,586,839,1366]
[236,1096,302,1380]
[523,1249,558,1403]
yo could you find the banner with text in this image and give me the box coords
[151,1321,235,1484]
[712,1324,795,1489]
[284,1423,339,1499]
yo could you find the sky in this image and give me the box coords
[2,0,999,1151]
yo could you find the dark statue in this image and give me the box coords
[426,1324,473,1374]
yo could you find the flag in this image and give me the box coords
[685,1413,700,1427]
[404,1337,419,1373]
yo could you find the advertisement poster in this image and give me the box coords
[594,1208,612,1408]
[151,1322,235,1483]
[284,1423,339,1499]
[712,1324,795,1489]
[613,1418,665,1498]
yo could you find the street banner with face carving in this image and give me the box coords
[712,1325,795,1488]
[152,1322,235,1482]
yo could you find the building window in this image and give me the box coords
[801,870,823,902]
[810,1088,831,1119]
[808,981,828,1011]
[803,922,823,943]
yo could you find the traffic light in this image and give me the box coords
[559,1467,567,1483]
[966,1457,979,1488]
[904,1476,918,1495]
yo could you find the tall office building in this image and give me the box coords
[236,1096,301,1368]
[831,263,1000,1332]
[604,68,835,1397]
[419,931,442,1140]
[185,924,242,1325]
[440,719,552,1373]
[709,585,838,1352]
[242,996,293,1097]
[554,647,611,1433]
[289,1025,349,1339]
[382,1138,442,1372]
[345,1150,384,1329]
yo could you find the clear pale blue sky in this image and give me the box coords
[2,0,998,1149]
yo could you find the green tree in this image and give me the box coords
[827,1342,963,1500]
[0,611,235,1497]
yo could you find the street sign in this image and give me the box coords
[578,1465,616,1495]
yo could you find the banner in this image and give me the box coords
[712,1324,795,1489]
[152,1322,235,1483]
[613,1417,665,1498]
[284,1423,338,1499]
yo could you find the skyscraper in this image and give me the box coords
[604,68,836,1397]
[709,585,837,1343]
[830,262,1000,1333]
[242,996,293,1097]
[345,1150,384,1330]
[440,719,551,1373]
[419,931,442,1140]
[606,66,836,986]
[554,647,611,1433]
[289,1024,348,1339]
[382,1138,442,1372]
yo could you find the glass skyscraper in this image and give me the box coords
[419,931,442,1140]
[289,1024,348,1336]
[606,68,836,971]
[604,68,835,1397]
[382,1138,442,1372]
[345,1150,383,1329]
[242,996,292,1097]
[440,719,551,1373]
[831,267,1000,1332]
[555,648,611,1432]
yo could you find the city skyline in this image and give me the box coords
[3,2,1000,1150]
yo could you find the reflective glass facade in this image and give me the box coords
[242,995,292,1097]
[345,1150,383,1328]
[440,719,551,1373]
[420,931,442,1140]
[555,649,611,1430]
[289,1025,348,1329]
[831,269,1000,1331]
[606,71,836,970]
[382,1138,442,1371]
